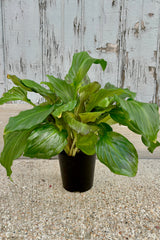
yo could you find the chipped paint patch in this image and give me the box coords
[148,66,159,104]
[0,0,160,105]
[133,21,146,37]
[112,0,117,7]
[148,13,154,17]
[96,42,119,54]
[73,17,81,36]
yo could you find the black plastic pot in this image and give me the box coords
[58,151,96,192]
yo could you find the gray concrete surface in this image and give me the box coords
[0,104,160,239]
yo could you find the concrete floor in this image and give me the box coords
[0,104,160,239]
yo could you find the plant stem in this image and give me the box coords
[72,147,78,156]
[69,136,77,156]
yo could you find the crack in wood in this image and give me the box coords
[39,0,47,81]
[117,0,127,88]
[73,17,81,36]
[1,0,7,92]
[149,66,159,104]
[19,57,26,74]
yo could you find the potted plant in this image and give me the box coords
[0,51,160,192]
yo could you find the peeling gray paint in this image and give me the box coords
[0,0,160,105]
[133,21,146,38]
[148,13,154,17]
[0,0,6,93]
[112,0,118,7]
[96,42,119,54]
[117,0,127,88]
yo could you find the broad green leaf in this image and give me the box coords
[110,107,142,134]
[85,88,125,112]
[63,112,95,135]
[24,124,67,159]
[7,75,56,103]
[98,122,113,133]
[97,97,112,108]
[97,114,117,125]
[0,129,32,176]
[79,111,105,123]
[110,107,130,126]
[141,135,160,153]
[7,75,31,91]
[114,97,160,151]
[79,81,101,95]
[21,79,56,103]
[5,104,55,133]
[81,74,91,86]
[41,81,55,92]
[76,133,98,155]
[104,82,136,99]
[47,75,75,103]
[96,131,138,177]
[65,51,107,88]
[52,100,77,118]
[75,82,101,114]
[0,87,34,105]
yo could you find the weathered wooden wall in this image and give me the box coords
[0,0,160,104]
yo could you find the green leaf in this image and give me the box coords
[148,141,160,152]
[47,75,75,103]
[0,129,32,176]
[96,131,138,177]
[110,107,142,134]
[98,122,113,134]
[24,124,67,159]
[79,111,105,123]
[21,79,56,103]
[65,51,107,88]
[104,82,136,99]
[0,87,34,105]
[7,75,56,103]
[52,100,77,118]
[63,112,95,135]
[7,75,31,91]
[76,133,98,155]
[81,74,91,86]
[97,114,117,125]
[5,104,55,133]
[41,81,55,92]
[75,82,101,114]
[114,97,160,151]
[97,97,112,108]
[79,81,101,95]
[141,135,160,153]
[85,88,125,112]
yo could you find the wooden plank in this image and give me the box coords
[140,0,160,104]
[1,0,43,103]
[42,0,82,81]
[62,0,83,74]
[0,0,160,105]
[40,0,63,79]
[154,1,160,105]
[121,0,160,103]
[82,0,120,87]
[0,1,5,97]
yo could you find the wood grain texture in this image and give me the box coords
[0,0,160,105]
[0,0,5,96]
[1,0,43,103]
